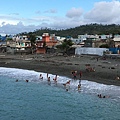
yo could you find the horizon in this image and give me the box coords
[0,0,119,35]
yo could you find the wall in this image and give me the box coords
[75,47,109,56]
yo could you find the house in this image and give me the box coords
[36,33,58,54]
[6,36,31,54]
[0,35,7,52]
[113,37,120,48]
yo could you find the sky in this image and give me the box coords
[0,0,120,35]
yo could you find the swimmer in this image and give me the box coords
[79,79,81,85]
[46,73,51,85]
[26,80,29,82]
[103,96,106,98]
[78,84,81,90]
[47,73,49,78]
[97,94,109,98]
[66,88,69,91]
[98,94,102,98]
[48,77,50,81]
[63,80,71,87]
[46,73,50,81]
[79,71,82,79]
[16,79,18,82]
[39,74,43,80]
[53,75,57,82]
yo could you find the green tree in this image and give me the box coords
[56,39,73,54]
[6,38,13,41]
[99,44,109,48]
[28,33,36,46]
[28,33,36,54]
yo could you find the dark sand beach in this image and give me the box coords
[0,53,120,86]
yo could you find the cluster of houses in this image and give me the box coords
[0,33,120,56]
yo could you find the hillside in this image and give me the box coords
[20,23,120,38]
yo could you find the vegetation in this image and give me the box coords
[56,39,73,54]
[99,44,109,48]
[6,38,13,41]
[28,32,36,45]
[19,23,120,38]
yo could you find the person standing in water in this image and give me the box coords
[47,73,51,85]
[79,71,82,79]
[78,84,81,91]
[53,75,57,82]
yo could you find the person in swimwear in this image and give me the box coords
[47,73,51,83]
[78,84,81,90]
[26,80,29,82]
[39,74,43,80]
[16,79,18,82]
[98,94,109,98]
[53,75,57,82]
[63,80,71,86]
[79,71,82,79]
[48,77,50,81]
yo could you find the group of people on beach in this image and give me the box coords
[71,70,82,80]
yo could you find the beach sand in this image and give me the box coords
[0,53,120,86]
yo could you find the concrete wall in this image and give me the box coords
[75,47,109,56]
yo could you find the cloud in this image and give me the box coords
[44,9,57,13]
[84,1,120,24]
[0,22,40,35]
[66,7,83,18]
[35,11,41,14]
[1,1,120,35]
[9,13,19,15]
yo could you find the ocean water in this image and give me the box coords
[0,67,120,120]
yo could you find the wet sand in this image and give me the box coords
[0,53,120,86]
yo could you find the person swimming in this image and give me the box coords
[53,75,57,82]
[97,94,109,98]
[46,73,51,85]
[66,88,69,91]
[98,94,102,98]
[39,74,43,80]
[53,75,57,80]
[48,77,50,81]
[63,80,71,87]
[26,80,29,82]
[78,84,81,90]
[16,79,18,82]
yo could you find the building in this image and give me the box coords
[36,33,58,54]
[6,36,31,54]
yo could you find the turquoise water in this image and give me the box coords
[0,67,120,120]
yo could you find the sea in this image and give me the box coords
[0,67,120,120]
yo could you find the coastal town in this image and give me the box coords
[1,1,120,120]
[0,32,120,86]
[0,33,120,57]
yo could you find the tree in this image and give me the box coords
[6,38,13,41]
[28,33,36,54]
[99,44,109,48]
[29,33,36,46]
[56,39,73,54]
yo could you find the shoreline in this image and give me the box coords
[0,53,120,86]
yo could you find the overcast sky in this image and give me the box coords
[0,0,120,35]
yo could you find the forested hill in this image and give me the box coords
[21,24,120,38]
